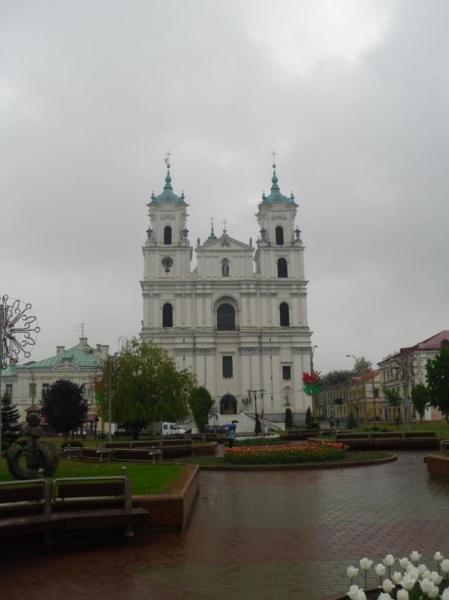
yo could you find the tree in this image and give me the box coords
[41,379,88,440]
[96,338,196,439]
[285,407,293,429]
[189,386,213,433]
[305,406,312,427]
[426,348,449,422]
[1,391,21,449]
[255,413,262,435]
[383,387,402,429]
[411,383,430,424]
[320,370,354,390]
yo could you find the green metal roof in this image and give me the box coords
[17,347,102,370]
[1,364,18,377]
[260,170,294,205]
[150,170,186,205]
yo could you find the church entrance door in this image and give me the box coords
[220,394,238,415]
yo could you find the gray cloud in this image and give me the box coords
[1,0,448,374]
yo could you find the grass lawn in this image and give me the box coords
[0,458,184,495]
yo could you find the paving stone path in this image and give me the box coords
[2,452,449,600]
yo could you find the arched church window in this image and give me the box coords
[277,258,288,278]
[222,259,230,277]
[217,303,235,331]
[275,226,284,245]
[280,303,290,327]
[164,226,172,245]
[162,303,173,327]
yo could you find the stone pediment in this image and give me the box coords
[198,234,253,252]
[53,362,80,372]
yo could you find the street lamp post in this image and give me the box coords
[346,355,368,427]
[310,345,318,416]
[248,389,264,435]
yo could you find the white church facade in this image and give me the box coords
[140,165,313,423]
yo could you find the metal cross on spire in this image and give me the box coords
[270,150,277,169]
[164,150,172,169]
[222,218,227,233]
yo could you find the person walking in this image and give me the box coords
[226,424,236,448]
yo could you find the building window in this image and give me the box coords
[275,226,284,245]
[162,303,173,327]
[282,366,291,380]
[164,226,172,245]
[374,388,379,398]
[280,303,290,326]
[217,303,235,331]
[277,258,288,278]
[223,356,233,378]
[5,384,13,397]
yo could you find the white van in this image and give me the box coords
[161,422,186,436]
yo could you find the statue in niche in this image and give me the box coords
[222,260,229,276]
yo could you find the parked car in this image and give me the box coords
[114,428,134,437]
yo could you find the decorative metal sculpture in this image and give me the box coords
[1,295,41,367]
[7,412,59,479]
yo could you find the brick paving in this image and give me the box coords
[2,452,449,600]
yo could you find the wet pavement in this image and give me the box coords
[2,452,449,600]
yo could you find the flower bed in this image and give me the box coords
[340,552,449,600]
[223,441,348,465]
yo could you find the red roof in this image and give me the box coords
[352,369,380,383]
[411,330,449,351]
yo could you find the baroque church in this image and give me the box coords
[140,163,313,423]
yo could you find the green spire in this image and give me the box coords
[260,169,292,205]
[150,166,186,205]
[208,220,217,240]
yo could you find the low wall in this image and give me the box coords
[133,464,200,532]
[426,454,449,478]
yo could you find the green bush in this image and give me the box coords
[285,408,293,429]
[235,436,280,446]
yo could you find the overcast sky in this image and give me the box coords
[2,0,449,375]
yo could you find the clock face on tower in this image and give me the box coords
[162,256,173,272]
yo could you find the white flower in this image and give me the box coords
[417,563,427,575]
[382,579,394,593]
[406,565,419,579]
[420,577,434,594]
[427,586,439,599]
[378,594,392,600]
[347,566,358,579]
[396,590,409,600]
[429,570,442,584]
[410,550,421,563]
[383,554,395,567]
[401,574,416,591]
[441,588,449,600]
[434,551,444,562]
[359,558,373,570]
[441,559,449,573]
[347,584,361,600]
[375,564,386,577]
[391,571,403,584]
[399,557,410,569]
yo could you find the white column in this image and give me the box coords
[153,295,161,327]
